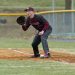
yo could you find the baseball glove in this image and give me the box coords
[16,16,26,25]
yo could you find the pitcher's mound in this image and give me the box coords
[0,48,75,63]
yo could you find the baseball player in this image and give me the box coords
[22,7,52,58]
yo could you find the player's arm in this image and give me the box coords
[22,18,30,31]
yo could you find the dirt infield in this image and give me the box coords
[0,48,75,63]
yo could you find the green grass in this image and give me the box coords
[0,38,32,48]
[48,41,75,49]
[0,0,75,11]
[0,60,75,75]
[0,0,65,10]
[0,0,64,7]
[0,38,75,52]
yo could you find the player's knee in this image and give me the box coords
[41,36,46,41]
[32,43,37,48]
[32,43,35,47]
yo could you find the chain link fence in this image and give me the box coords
[0,0,75,40]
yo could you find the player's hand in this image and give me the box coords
[39,30,44,35]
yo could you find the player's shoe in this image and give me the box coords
[40,53,51,58]
[30,54,40,58]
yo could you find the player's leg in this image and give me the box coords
[41,28,52,58]
[31,34,41,57]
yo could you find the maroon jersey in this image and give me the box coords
[22,14,52,31]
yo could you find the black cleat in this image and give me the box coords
[30,54,40,58]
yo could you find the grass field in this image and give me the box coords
[0,38,75,52]
[0,0,65,11]
[0,36,75,75]
[0,59,75,75]
[0,37,75,75]
[0,0,65,7]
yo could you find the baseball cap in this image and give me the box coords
[24,7,34,12]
